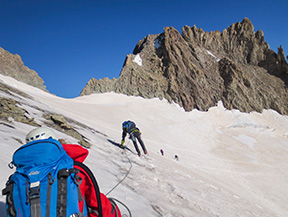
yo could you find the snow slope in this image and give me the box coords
[1,74,288,217]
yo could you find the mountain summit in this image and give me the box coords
[0,47,47,91]
[81,18,288,115]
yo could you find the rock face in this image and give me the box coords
[0,81,92,148]
[81,18,288,114]
[0,47,47,91]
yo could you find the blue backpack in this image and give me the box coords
[122,121,136,133]
[2,138,85,217]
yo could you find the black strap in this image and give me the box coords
[29,181,41,217]
[109,198,118,217]
[74,174,83,202]
[2,182,16,217]
[74,161,103,217]
[57,169,69,217]
[2,182,13,195]
[46,173,53,217]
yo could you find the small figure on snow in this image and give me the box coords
[121,120,147,157]
[160,149,164,156]
[175,154,179,161]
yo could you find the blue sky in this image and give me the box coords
[0,0,287,98]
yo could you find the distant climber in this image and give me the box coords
[121,120,147,156]
[160,149,164,156]
[175,155,179,161]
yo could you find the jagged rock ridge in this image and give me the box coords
[0,47,47,91]
[81,18,288,115]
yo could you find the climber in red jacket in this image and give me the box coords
[26,127,121,217]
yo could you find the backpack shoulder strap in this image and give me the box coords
[74,161,103,217]
[2,180,16,217]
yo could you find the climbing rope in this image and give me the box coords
[108,197,132,217]
[106,140,133,216]
[106,141,133,195]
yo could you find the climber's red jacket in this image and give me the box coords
[62,144,121,217]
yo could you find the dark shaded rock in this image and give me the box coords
[47,114,91,148]
[259,45,288,82]
[0,97,37,125]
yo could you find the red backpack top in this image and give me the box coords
[62,144,121,217]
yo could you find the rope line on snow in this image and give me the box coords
[106,140,133,196]
[108,197,132,217]
[105,140,133,217]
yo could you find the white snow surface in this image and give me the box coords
[1,74,288,217]
[133,54,143,66]
[154,39,161,49]
[206,50,220,62]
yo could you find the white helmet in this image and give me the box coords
[25,127,57,143]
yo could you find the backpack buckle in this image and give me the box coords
[58,169,70,178]
[29,181,40,200]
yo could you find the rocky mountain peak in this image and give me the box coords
[80,18,288,115]
[0,47,47,91]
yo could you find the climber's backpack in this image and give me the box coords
[122,120,136,133]
[2,138,87,217]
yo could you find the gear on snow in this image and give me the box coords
[2,127,121,217]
